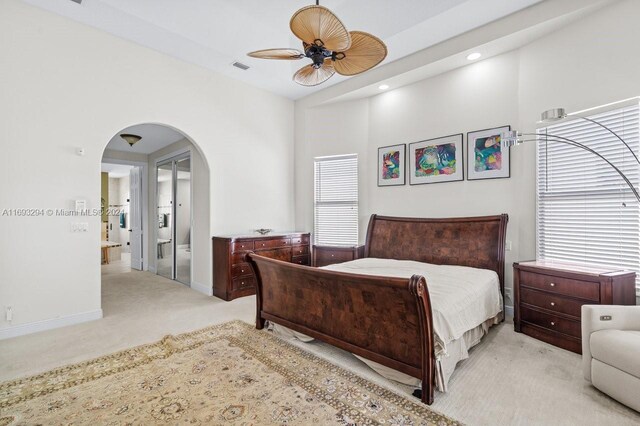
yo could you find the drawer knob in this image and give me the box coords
[241,269,245,273]
[550,283,556,287]
[550,321,555,326]
[331,254,335,257]
[550,302,555,306]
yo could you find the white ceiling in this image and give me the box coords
[21,0,542,100]
[105,123,186,154]
[101,162,132,178]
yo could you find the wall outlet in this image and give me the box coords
[6,306,12,322]
[505,240,513,251]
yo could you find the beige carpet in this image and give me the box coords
[0,268,639,425]
[0,321,457,425]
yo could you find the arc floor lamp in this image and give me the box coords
[502,105,640,203]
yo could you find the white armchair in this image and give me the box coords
[582,305,640,412]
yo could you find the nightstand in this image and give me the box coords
[513,260,636,354]
[312,245,364,267]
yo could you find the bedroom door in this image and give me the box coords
[129,166,143,270]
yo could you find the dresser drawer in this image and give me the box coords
[255,238,291,250]
[520,323,582,354]
[232,241,254,252]
[519,271,600,301]
[292,255,310,266]
[292,245,309,256]
[291,235,310,245]
[231,262,252,278]
[520,287,585,318]
[257,247,292,262]
[521,306,581,338]
[232,251,251,264]
[232,276,256,291]
[315,250,354,267]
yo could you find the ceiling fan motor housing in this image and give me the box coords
[305,42,333,68]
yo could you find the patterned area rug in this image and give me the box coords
[0,321,459,425]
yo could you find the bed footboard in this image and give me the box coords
[247,253,436,405]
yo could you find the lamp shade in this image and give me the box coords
[120,134,142,147]
[540,108,567,123]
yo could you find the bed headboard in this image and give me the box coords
[364,214,509,293]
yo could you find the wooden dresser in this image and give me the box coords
[212,232,310,301]
[313,245,365,267]
[513,260,636,354]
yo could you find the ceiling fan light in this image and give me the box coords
[120,134,142,147]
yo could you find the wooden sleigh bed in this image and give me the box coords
[247,214,508,405]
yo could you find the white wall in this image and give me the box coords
[117,175,130,252]
[175,179,191,247]
[294,0,640,306]
[107,177,121,244]
[0,0,294,338]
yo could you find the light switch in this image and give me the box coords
[505,240,513,251]
[75,199,87,212]
[71,223,89,232]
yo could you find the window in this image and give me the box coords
[537,102,640,291]
[314,154,358,246]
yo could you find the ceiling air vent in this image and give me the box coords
[70,0,83,4]
[232,61,250,71]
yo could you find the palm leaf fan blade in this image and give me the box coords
[293,61,335,86]
[247,48,305,60]
[290,5,351,52]
[333,31,387,76]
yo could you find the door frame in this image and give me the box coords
[101,157,149,271]
[154,147,194,285]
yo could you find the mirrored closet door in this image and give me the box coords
[156,153,191,285]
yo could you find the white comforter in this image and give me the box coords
[322,258,502,356]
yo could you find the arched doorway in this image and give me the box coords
[100,123,211,308]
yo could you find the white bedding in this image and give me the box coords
[270,257,503,392]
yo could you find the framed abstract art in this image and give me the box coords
[377,144,406,186]
[408,134,463,185]
[466,125,511,180]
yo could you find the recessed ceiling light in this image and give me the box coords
[379,84,389,90]
[466,52,481,61]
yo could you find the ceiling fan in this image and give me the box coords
[247,0,387,86]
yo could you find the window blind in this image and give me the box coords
[314,154,358,246]
[537,103,640,292]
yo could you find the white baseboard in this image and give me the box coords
[505,305,514,318]
[0,309,103,341]
[191,281,212,296]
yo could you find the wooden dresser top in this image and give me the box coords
[515,259,633,277]
[213,232,309,241]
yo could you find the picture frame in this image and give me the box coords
[377,144,406,186]
[408,134,464,185]
[466,125,511,180]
